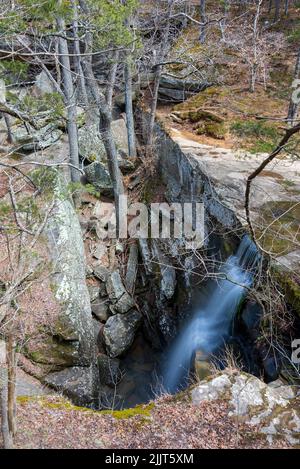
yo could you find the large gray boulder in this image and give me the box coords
[44,366,97,407]
[191,371,300,446]
[33,70,57,97]
[39,171,94,366]
[84,161,113,196]
[106,271,135,314]
[14,123,63,151]
[159,75,212,93]
[78,119,134,170]
[103,310,142,358]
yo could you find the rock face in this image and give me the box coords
[78,118,134,171]
[44,366,97,407]
[14,123,63,151]
[33,70,57,97]
[158,75,212,103]
[191,371,300,446]
[38,172,94,367]
[97,354,121,387]
[103,310,142,358]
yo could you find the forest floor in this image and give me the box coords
[5,392,290,449]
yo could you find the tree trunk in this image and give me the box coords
[284,0,289,15]
[124,59,137,158]
[71,0,89,107]
[79,0,124,231]
[199,0,206,44]
[287,47,300,126]
[56,5,80,183]
[7,335,16,438]
[0,345,13,449]
[4,115,13,144]
[274,0,281,22]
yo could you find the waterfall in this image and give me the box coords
[162,236,260,393]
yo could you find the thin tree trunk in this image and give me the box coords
[7,335,16,438]
[274,0,281,22]
[0,348,13,449]
[147,65,161,147]
[199,0,206,44]
[79,0,124,231]
[56,4,80,183]
[124,58,136,158]
[287,47,300,126]
[71,0,88,106]
[284,0,289,15]
[4,115,13,144]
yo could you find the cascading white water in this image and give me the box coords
[162,236,260,393]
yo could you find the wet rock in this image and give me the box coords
[97,354,121,387]
[84,161,113,196]
[103,310,142,358]
[44,366,97,407]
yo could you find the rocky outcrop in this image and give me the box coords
[103,310,142,358]
[44,365,97,407]
[84,161,113,196]
[45,174,94,366]
[191,371,300,446]
[158,75,212,103]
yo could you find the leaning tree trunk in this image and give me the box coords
[56,5,80,183]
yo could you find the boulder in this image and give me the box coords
[91,300,109,322]
[191,371,300,446]
[103,310,142,358]
[158,87,196,103]
[159,75,212,93]
[33,70,57,97]
[84,161,113,196]
[111,119,129,156]
[97,354,121,387]
[106,270,135,314]
[42,172,94,366]
[44,366,97,407]
[93,265,109,282]
[78,123,107,162]
[78,119,134,171]
[87,285,100,303]
[14,123,63,151]
[106,271,126,301]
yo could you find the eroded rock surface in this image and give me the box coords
[191,371,300,445]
